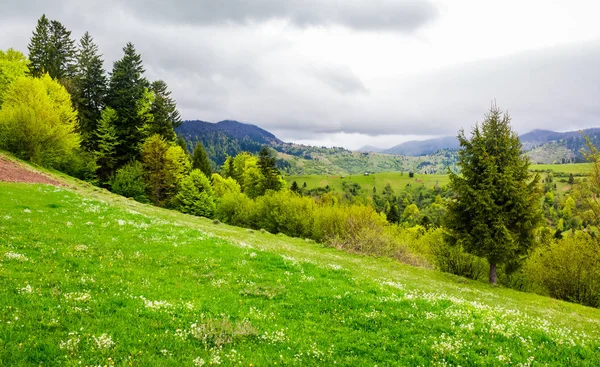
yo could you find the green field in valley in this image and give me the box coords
[286,163,592,195]
[285,172,450,194]
[1,159,600,365]
[530,163,592,175]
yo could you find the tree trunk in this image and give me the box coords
[489,263,497,285]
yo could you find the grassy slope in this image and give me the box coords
[1,158,600,366]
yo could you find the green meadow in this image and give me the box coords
[1,163,600,365]
[285,172,450,193]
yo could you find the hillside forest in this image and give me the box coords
[1,14,600,310]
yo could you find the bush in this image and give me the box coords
[524,231,600,307]
[172,169,216,218]
[254,191,315,238]
[430,238,488,280]
[215,192,257,228]
[110,161,149,203]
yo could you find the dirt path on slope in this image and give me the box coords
[0,156,64,186]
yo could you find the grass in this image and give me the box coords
[530,163,592,176]
[1,159,600,365]
[285,172,450,193]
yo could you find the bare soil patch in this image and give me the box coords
[0,156,63,186]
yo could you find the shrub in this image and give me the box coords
[172,169,216,218]
[212,173,241,197]
[254,191,315,238]
[524,231,600,307]
[215,192,257,228]
[430,238,488,280]
[110,161,148,203]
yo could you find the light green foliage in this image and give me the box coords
[446,105,543,284]
[525,231,600,307]
[0,74,79,168]
[136,87,156,140]
[254,191,315,238]
[173,169,216,218]
[110,160,148,203]
[211,173,241,197]
[141,134,191,205]
[94,107,118,182]
[0,48,29,105]
[215,191,256,227]
[402,203,420,223]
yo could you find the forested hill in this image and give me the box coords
[175,120,283,167]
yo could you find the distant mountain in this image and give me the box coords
[175,120,283,167]
[357,145,384,153]
[176,119,600,173]
[383,136,460,156]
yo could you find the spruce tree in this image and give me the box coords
[192,141,212,178]
[106,42,148,164]
[73,32,107,151]
[147,80,181,141]
[27,15,51,78]
[258,147,282,192]
[27,16,76,81]
[445,104,542,284]
[48,20,76,80]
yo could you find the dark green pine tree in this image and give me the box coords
[27,15,52,77]
[105,42,149,165]
[445,104,543,284]
[73,32,107,151]
[192,141,212,178]
[27,15,76,81]
[147,80,181,142]
[258,147,283,192]
[47,20,77,81]
[290,181,300,193]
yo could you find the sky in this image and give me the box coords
[1,0,600,150]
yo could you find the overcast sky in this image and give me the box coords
[1,0,600,149]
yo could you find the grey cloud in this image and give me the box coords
[114,0,438,32]
[314,66,368,95]
[0,0,438,32]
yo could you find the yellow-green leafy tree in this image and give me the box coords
[0,74,79,168]
[0,48,29,106]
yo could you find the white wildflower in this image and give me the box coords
[4,252,29,262]
[193,357,206,366]
[92,333,114,350]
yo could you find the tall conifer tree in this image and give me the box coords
[106,42,148,164]
[147,80,181,142]
[27,15,51,78]
[192,141,212,178]
[445,104,542,284]
[73,32,107,150]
